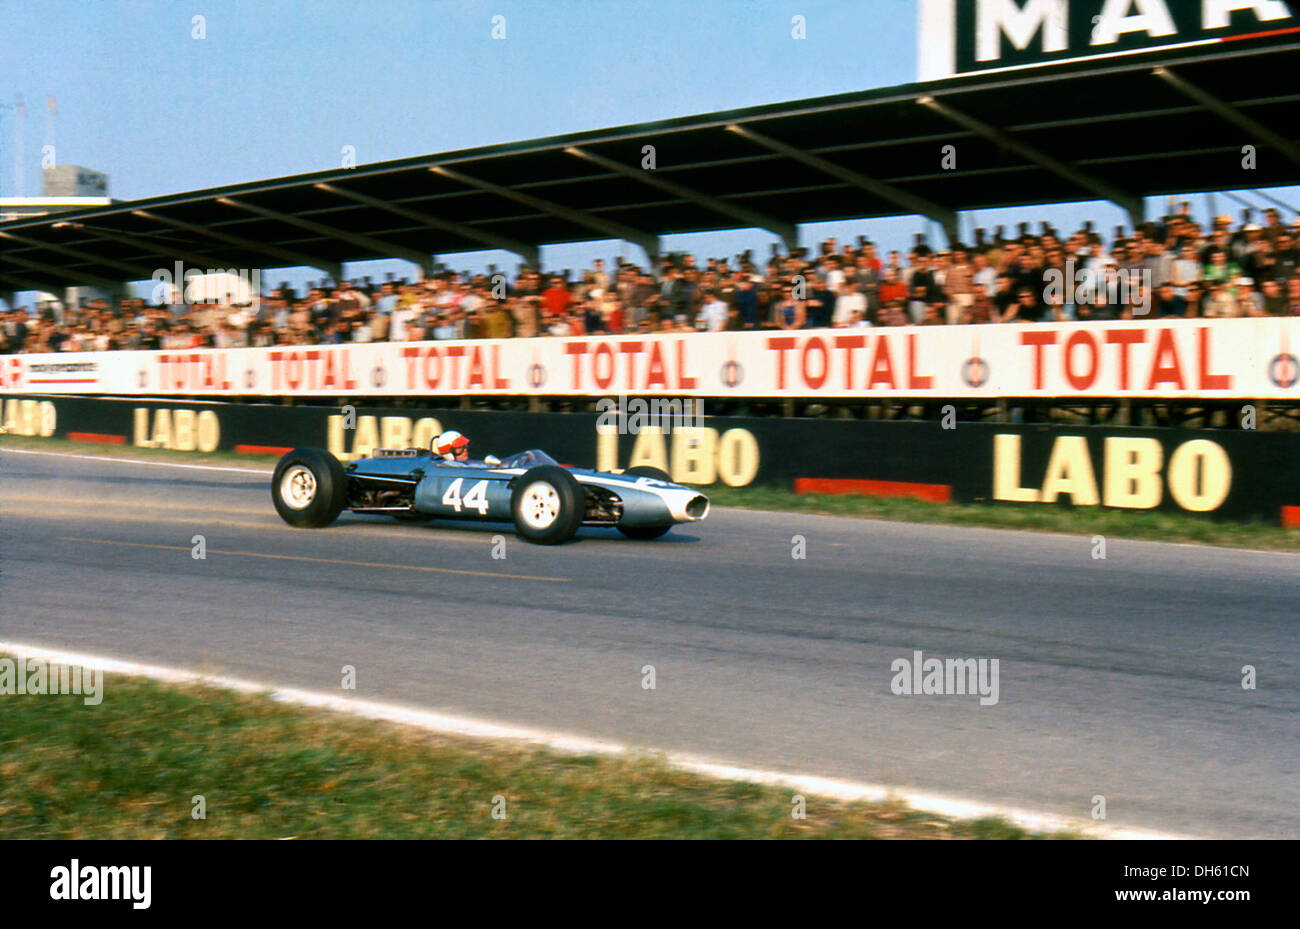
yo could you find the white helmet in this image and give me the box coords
[432,430,470,460]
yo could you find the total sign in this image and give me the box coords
[919,0,1298,81]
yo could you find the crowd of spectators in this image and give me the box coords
[4,205,1300,354]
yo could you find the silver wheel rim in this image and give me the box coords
[280,465,318,509]
[520,482,561,530]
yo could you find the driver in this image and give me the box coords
[432,430,471,461]
[432,430,501,467]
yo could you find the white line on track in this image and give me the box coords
[0,639,1194,840]
[1,447,273,475]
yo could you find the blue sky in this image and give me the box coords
[1,0,1297,296]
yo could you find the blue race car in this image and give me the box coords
[271,445,709,544]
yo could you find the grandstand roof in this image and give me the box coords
[4,36,1300,291]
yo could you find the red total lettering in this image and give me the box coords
[619,341,644,388]
[1020,331,1057,390]
[305,350,321,390]
[284,351,303,390]
[492,344,510,389]
[1104,329,1146,390]
[675,339,697,389]
[833,334,866,390]
[444,346,466,389]
[1146,328,1185,390]
[867,335,896,389]
[467,345,487,389]
[342,348,356,390]
[423,347,442,388]
[801,336,828,390]
[906,333,932,390]
[767,337,797,389]
[644,341,669,390]
[593,342,615,390]
[565,341,589,389]
[401,346,420,388]
[1064,330,1098,390]
[1198,326,1231,390]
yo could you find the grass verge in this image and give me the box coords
[0,663,1070,839]
[5,432,1297,552]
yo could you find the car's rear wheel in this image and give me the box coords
[618,523,672,540]
[618,466,674,539]
[511,465,583,544]
[272,447,347,528]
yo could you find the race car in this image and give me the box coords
[270,445,710,544]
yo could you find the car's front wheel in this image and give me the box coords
[272,447,347,528]
[511,465,583,544]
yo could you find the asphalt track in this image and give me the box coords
[1,447,1296,838]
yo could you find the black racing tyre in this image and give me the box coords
[510,465,583,544]
[618,466,674,539]
[618,523,672,540]
[272,447,348,528]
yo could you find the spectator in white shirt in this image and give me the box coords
[698,292,729,331]
[1171,243,1202,297]
[375,283,399,315]
[972,252,997,295]
[822,257,846,292]
[389,305,418,342]
[833,282,866,326]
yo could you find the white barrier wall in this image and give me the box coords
[2,318,1297,399]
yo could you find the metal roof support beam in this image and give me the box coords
[429,166,661,262]
[1154,67,1300,169]
[1220,190,1255,211]
[216,198,436,277]
[564,146,798,250]
[0,254,125,290]
[915,96,1145,229]
[132,210,344,279]
[726,123,959,246]
[52,221,241,276]
[313,183,541,269]
[0,231,156,281]
[1249,189,1299,216]
[0,273,63,295]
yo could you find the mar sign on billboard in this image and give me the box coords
[918,0,1300,81]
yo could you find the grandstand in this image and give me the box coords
[2,10,1299,428]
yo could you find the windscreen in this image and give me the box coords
[497,449,558,468]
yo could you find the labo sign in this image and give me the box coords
[133,407,220,451]
[919,0,1296,81]
[993,433,1233,512]
[595,426,761,487]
